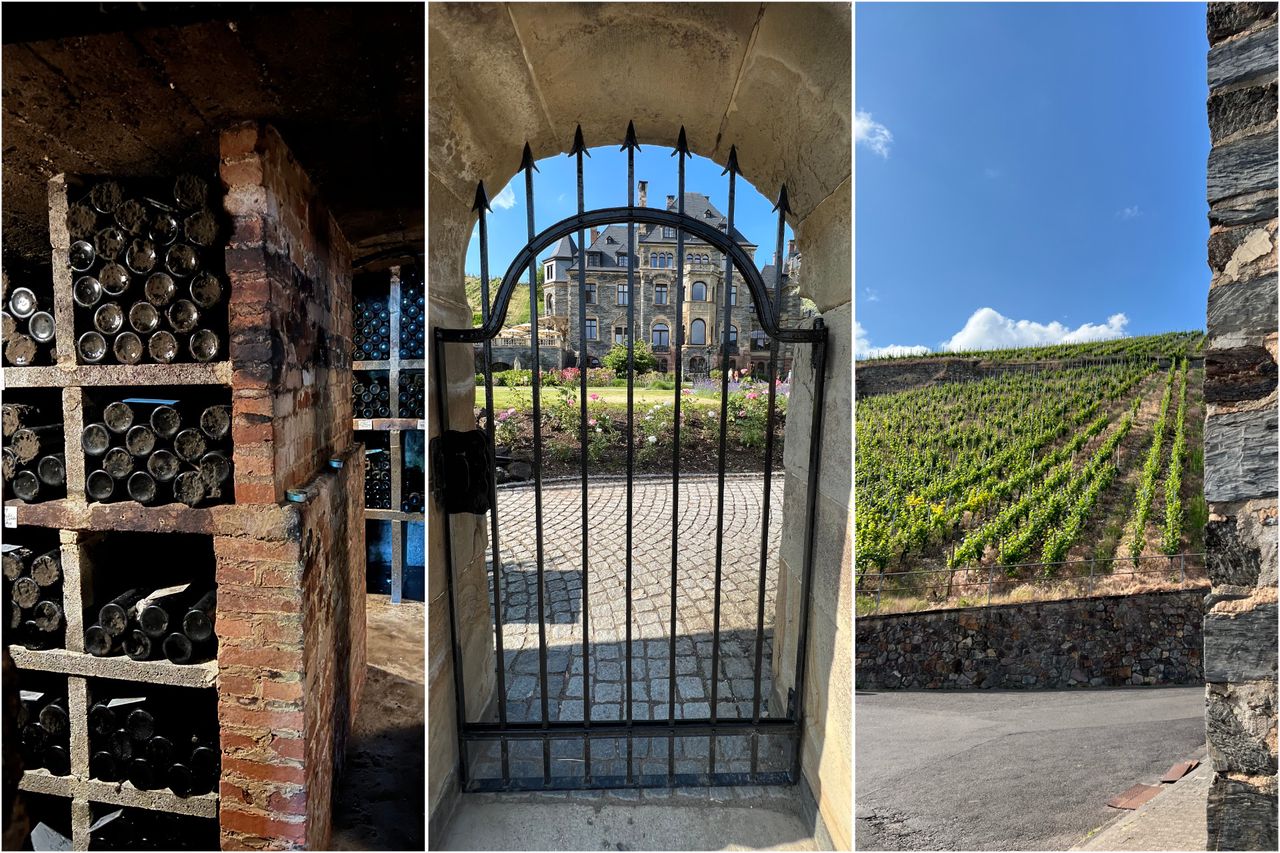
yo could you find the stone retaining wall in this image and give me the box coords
[855,589,1206,690]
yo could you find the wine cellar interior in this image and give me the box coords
[2,6,424,850]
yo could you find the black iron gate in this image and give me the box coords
[432,124,828,791]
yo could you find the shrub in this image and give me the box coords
[602,340,658,376]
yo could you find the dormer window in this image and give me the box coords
[605,235,616,244]
[588,253,601,266]
[704,210,714,218]
[662,226,675,238]
[617,252,629,267]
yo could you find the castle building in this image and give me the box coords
[530,181,805,379]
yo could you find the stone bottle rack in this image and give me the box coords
[351,263,424,604]
[5,122,367,850]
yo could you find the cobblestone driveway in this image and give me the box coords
[472,474,791,782]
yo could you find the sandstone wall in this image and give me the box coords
[1203,4,1279,849]
[855,589,1206,690]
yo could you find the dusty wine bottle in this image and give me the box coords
[11,470,40,502]
[150,209,179,245]
[114,198,147,235]
[167,299,199,334]
[36,454,65,488]
[184,209,219,247]
[172,470,206,507]
[88,701,116,736]
[173,174,208,210]
[99,262,130,297]
[28,311,56,344]
[11,576,41,609]
[37,698,68,737]
[113,331,144,365]
[188,272,223,308]
[20,619,52,650]
[198,405,231,440]
[4,447,19,482]
[128,301,159,333]
[189,329,219,362]
[102,447,135,480]
[2,546,31,581]
[69,239,96,272]
[146,449,180,483]
[81,422,111,456]
[1,402,35,437]
[162,632,203,664]
[148,330,179,364]
[85,470,115,502]
[73,275,103,309]
[32,600,62,633]
[44,744,71,777]
[145,734,174,766]
[108,729,134,761]
[122,629,155,661]
[94,226,126,261]
[90,750,120,781]
[125,238,157,275]
[149,404,181,438]
[143,272,176,306]
[93,302,124,335]
[137,585,188,638]
[128,757,158,790]
[173,428,207,463]
[4,333,37,366]
[167,762,196,797]
[8,602,22,631]
[126,707,156,740]
[103,401,134,433]
[99,588,147,637]
[67,202,98,239]
[8,287,38,319]
[182,589,217,643]
[198,451,231,488]
[165,244,199,278]
[29,550,61,586]
[125,471,157,505]
[89,181,124,214]
[11,425,62,464]
[124,424,156,457]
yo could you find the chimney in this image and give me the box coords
[787,239,796,259]
[638,180,647,207]
[590,227,600,245]
[666,194,675,209]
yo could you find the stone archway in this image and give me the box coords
[428,3,850,846]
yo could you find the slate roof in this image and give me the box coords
[639,193,753,246]
[548,235,576,259]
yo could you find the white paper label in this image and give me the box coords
[4,506,16,528]
[19,690,45,703]
[106,696,147,709]
[357,419,373,431]
[31,823,71,852]
[87,810,124,834]
[416,419,426,431]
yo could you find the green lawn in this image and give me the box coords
[487,385,719,408]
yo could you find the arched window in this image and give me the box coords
[728,325,738,344]
[692,281,707,301]
[690,318,706,345]
[651,323,670,348]
[665,253,673,267]
[654,284,668,305]
[730,285,737,306]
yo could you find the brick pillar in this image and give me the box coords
[1203,4,1279,849]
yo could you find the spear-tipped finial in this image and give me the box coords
[519,142,539,173]
[621,120,641,152]
[569,124,591,157]
[721,144,741,177]
[771,183,791,216]
[472,181,491,213]
[671,126,690,158]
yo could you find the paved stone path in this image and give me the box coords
[1073,757,1209,851]
[471,474,791,783]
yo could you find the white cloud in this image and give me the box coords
[1117,205,1140,220]
[856,321,929,360]
[940,307,1129,352]
[492,184,517,210]
[864,287,881,303]
[855,110,893,158]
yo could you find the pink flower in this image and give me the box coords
[746,392,759,400]
[588,418,597,426]
[738,409,747,417]
[496,411,510,422]
[589,393,599,401]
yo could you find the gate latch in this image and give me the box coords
[429,429,493,515]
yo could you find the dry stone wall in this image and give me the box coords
[855,590,1206,690]
[1203,4,1279,850]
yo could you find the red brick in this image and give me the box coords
[220,779,254,806]
[259,616,303,645]
[217,673,260,698]
[262,679,304,702]
[217,537,299,562]
[269,735,306,762]
[219,804,306,843]
[234,420,273,445]
[216,563,255,585]
[234,394,274,418]
[258,564,302,588]
[267,789,308,816]
[213,614,256,640]
[220,587,301,616]
[222,757,306,786]
[231,214,264,248]
[220,645,303,672]
[219,124,260,160]
[220,731,264,752]
[218,702,304,735]
[222,156,265,188]
[235,481,279,505]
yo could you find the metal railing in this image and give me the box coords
[855,553,1207,616]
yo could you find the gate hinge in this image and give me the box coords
[429,429,493,515]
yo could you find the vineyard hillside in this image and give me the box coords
[855,335,1207,615]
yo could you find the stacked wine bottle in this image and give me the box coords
[88,694,220,797]
[17,690,72,776]
[68,175,227,365]
[82,399,232,507]
[2,403,67,504]
[402,462,425,513]
[84,584,217,665]
[353,372,391,418]
[3,284,56,366]
[398,370,425,419]
[399,266,424,359]
[90,808,219,851]
[365,448,391,508]
[4,546,65,649]
[352,294,391,361]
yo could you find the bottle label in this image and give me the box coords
[4,506,15,528]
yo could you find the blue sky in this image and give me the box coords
[464,144,793,289]
[856,2,1210,356]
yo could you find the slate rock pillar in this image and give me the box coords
[1203,4,1279,850]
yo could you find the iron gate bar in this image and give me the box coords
[752,183,790,775]
[709,144,742,777]
[623,121,639,786]
[433,122,830,793]
[571,125,593,783]
[473,181,511,784]
[667,127,689,783]
[520,143,554,785]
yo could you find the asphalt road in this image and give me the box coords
[854,686,1206,851]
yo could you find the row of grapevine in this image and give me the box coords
[859,330,1204,363]
[1124,364,1177,563]
[1161,360,1190,553]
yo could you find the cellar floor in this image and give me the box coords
[331,594,425,851]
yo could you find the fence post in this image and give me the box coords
[1088,558,1095,595]
[875,570,883,615]
[987,563,995,606]
[1180,553,1185,584]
